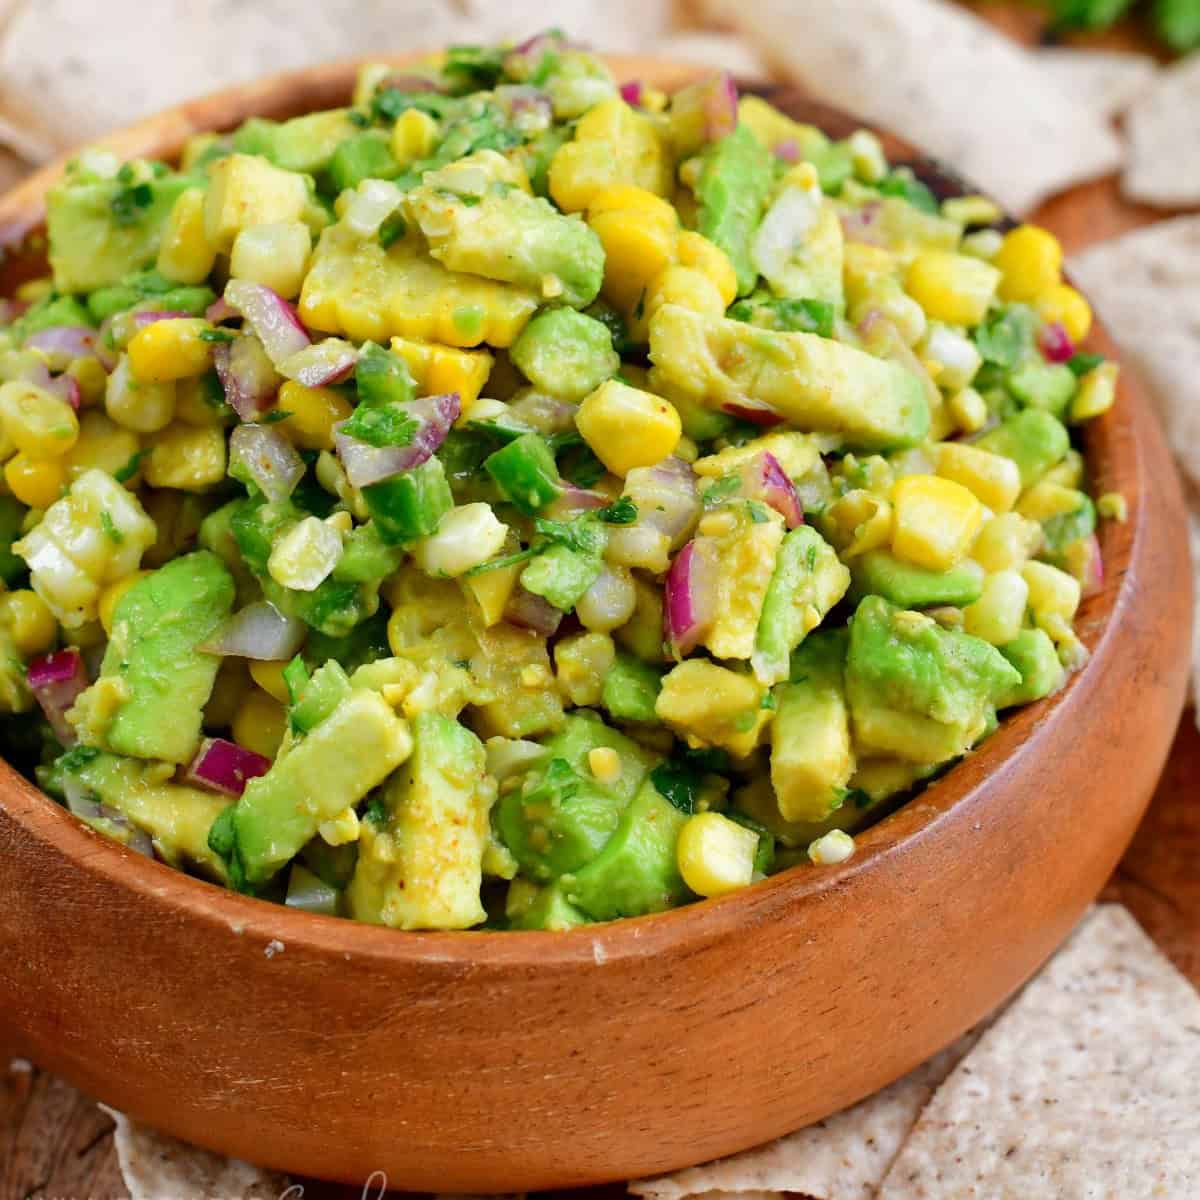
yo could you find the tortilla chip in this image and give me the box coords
[1035,48,1159,121]
[650,32,769,79]
[1067,217,1200,492]
[877,905,1200,1198]
[102,1106,291,1200]
[450,0,674,53]
[691,0,1123,216]
[630,1023,991,1200]
[1124,53,1200,208]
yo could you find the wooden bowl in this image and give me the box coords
[0,56,1192,1193]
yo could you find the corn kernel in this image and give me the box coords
[318,806,361,846]
[98,570,151,635]
[5,453,65,508]
[994,225,1062,303]
[144,422,227,491]
[391,108,439,167]
[586,185,677,223]
[411,502,508,577]
[460,561,521,627]
[0,381,79,458]
[388,336,493,415]
[249,659,292,704]
[588,746,621,784]
[947,386,988,434]
[963,569,1029,646]
[936,443,1021,513]
[637,264,725,341]
[232,688,287,759]
[1070,361,1118,423]
[677,811,759,898]
[157,187,217,285]
[0,588,56,655]
[941,194,1003,227]
[67,357,109,409]
[891,474,985,572]
[675,231,738,307]
[268,516,342,591]
[106,357,176,434]
[1097,491,1128,523]
[1035,283,1092,344]
[1016,480,1087,526]
[972,512,1044,573]
[277,379,353,450]
[808,829,855,866]
[1022,560,1081,636]
[65,411,141,482]
[127,318,213,384]
[589,205,679,314]
[905,251,1001,326]
[960,228,1005,261]
[229,221,312,300]
[576,379,681,476]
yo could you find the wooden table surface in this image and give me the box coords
[3,6,1198,1197]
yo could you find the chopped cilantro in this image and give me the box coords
[443,44,506,90]
[597,496,638,525]
[199,328,236,343]
[282,655,309,706]
[532,515,605,556]
[878,169,938,214]
[463,547,539,576]
[340,403,418,448]
[379,213,407,249]
[1067,351,1105,377]
[760,691,776,711]
[110,182,154,226]
[260,409,294,425]
[56,744,100,773]
[974,306,1035,369]
[702,474,742,508]
[99,510,124,545]
[364,795,389,827]
[805,544,818,571]
[747,500,770,524]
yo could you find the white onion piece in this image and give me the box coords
[213,334,280,420]
[576,564,637,633]
[224,280,310,366]
[624,457,701,547]
[504,585,562,636]
[229,423,305,503]
[201,601,306,660]
[25,325,101,371]
[334,393,460,488]
[278,338,359,388]
[343,180,406,238]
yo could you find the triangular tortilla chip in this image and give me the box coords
[1035,48,1158,121]
[460,0,673,52]
[1124,53,1200,208]
[877,906,1200,1198]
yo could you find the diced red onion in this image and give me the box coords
[664,539,719,658]
[28,648,88,746]
[47,373,81,411]
[278,339,358,388]
[224,280,310,367]
[620,80,645,106]
[543,485,607,519]
[213,334,280,420]
[504,584,563,636]
[625,457,701,545]
[741,451,804,528]
[1080,534,1104,599]
[495,85,553,131]
[334,393,460,488]
[201,601,306,661]
[130,309,191,331]
[1038,321,1075,364]
[722,400,786,427]
[229,423,305,503]
[25,325,100,371]
[185,737,272,797]
[773,138,801,163]
[205,296,237,325]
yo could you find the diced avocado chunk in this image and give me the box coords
[47,166,195,293]
[601,654,663,723]
[565,777,690,921]
[752,181,845,311]
[345,711,492,930]
[1007,361,1076,419]
[204,153,310,253]
[694,124,774,297]
[845,595,1021,765]
[328,130,401,192]
[753,525,850,685]
[849,550,985,609]
[510,308,619,401]
[976,409,1070,489]
[12,294,94,340]
[771,630,855,822]
[41,749,231,880]
[409,182,605,308]
[997,628,1065,707]
[1037,489,1097,568]
[85,269,214,322]
[649,305,930,451]
[508,881,590,930]
[226,688,412,884]
[0,626,31,714]
[484,432,562,513]
[288,660,352,733]
[520,540,605,611]
[72,552,234,764]
[0,495,28,585]
[332,520,407,583]
[363,457,454,543]
[537,711,654,804]
[232,109,362,174]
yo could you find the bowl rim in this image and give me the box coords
[0,52,1145,968]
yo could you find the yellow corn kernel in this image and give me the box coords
[0,588,56,655]
[941,195,1003,227]
[636,264,725,342]
[156,187,217,285]
[1016,480,1087,526]
[230,221,312,301]
[1035,283,1092,344]
[67,357,109,409]
[588,206,679,314]
[677,811,759,898]
[0,381,79,458]
[173,376,222,426]
[808,829,856,866]
[144,422,226,491]
[277,379,353,451]
[232,688,287,759]
[5,453,66,508]
[98,570,151,635]
[1022,560,1081,638]
[389,336,493,415]
[1070,361,1118,423]
[459,561,520,627]
[249,659,292,704]
[1097,491,1128,523]
[1040,449,1085,491]
[554,631,616,707]
[935,442,1021,513]
[972,512,1044,573]
[994,224,1062,303]
[318,806,360,846]
[126,318,213,385]
[891,474,985,572]
[586,185,677,223]
[390,108,439,167]
[962,569,1029,646]
[576,379,681,476]
[15,277,53,305]
[823,490,893,559]
[676,231,738,308]
[204,154,309,253]
[65,411,141,482]
[905,251,1001,326]
[843,243,898,302]
[947,386,988,434]
[587,745,622,784]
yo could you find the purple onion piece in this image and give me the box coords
[722,400,786,427]
[664,539,718,658]
[129,309,191,331]
[334,393,460,488]
[213,334,280,420]
[229,423,305,503]
[504,585,563,637]
[224,280,310,367]
[25,325,100,371]
[185,737,272,797]
[27,648,88,746]
[742,451,804,529]
[772,138,801,163]
[620,79,645,106]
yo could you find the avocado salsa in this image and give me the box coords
[0,34,1118,930]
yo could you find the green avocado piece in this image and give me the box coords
[85,270,214,322]
[363,457,454,544]
[601,654,663,723]
[849,550,985,609]
[1007,361,1077,418]
[232,109,362,175]
[753,525,851,685]
[565,777,690,921]
[648,305,930,451]
[74,551,234,764]
[287,660,352,734]
[328,130,402,192]
[346,711,492,930]
[332,520,407,583]
[538,711,655,804]
[520,541,604,611]
[997,628,1065,707]
[0,495,28,586]
[0,625,31,714]
[47,166,195,293]
[1040,490,1097,567]
[12,294,94,342]
[410,183,605,309]
[694,123,774,297]
[510,308,619,401]
[845,595,1021,765]
[42,748,231,880]
[508,881,590,930]
[976,409,1070,489]
[227,687,412,885]
[771,629,855,823]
